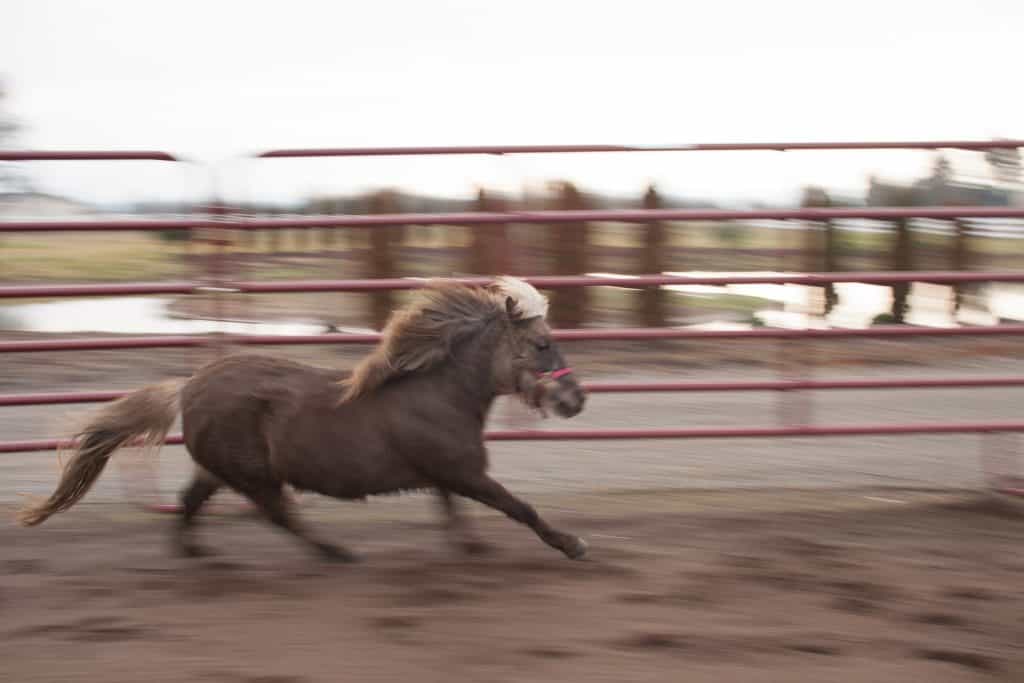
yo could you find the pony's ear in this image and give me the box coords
[505,296,518,319]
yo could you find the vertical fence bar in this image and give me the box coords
[549,182,589,328]
[205,201,231,360]
[367,190,400,329]
[776,328,815,429]
[640,185,668,327]
[470,188,513,276]
[979,432,1022,494]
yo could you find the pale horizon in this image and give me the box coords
[3,0,1021,208]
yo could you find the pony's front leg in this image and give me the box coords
[435,488,495,556]
[445,475,587,560]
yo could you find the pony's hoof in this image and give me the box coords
[318,544,362,564]
[563,536,588,560]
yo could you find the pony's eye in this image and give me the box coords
[535,340,550,351]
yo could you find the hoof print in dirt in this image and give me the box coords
[911,612,967,628]
[912,648,1000,673]
[614,592,660,604]
[784,642,842,656]
[617,632,687,651]
[522,647,581,660]
[369,616,420,631]
[830,596,877,614]
[3,559,45,575]
[459,540,497,556]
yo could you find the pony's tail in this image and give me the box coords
[17,379,184,527]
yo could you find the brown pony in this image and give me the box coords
[18,277,589,562]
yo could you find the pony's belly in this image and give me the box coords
[290,465,430,500]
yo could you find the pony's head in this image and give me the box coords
[490,277,586,419]
[341,276,586,418]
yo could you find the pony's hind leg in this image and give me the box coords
[436,488,494,556]
[248,485,361,563]
[175,467,222,558]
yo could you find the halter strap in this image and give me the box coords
[538,367,573,380]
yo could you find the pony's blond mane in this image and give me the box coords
[340,277,548,401]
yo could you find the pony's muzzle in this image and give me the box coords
[547,375,586,418]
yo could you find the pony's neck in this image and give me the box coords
[435,323,504,423]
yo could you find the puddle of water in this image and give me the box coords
[0,297,329,336]
[1,275,1021,335]
[594,271,1024,330]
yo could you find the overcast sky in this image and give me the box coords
[3,0,1021,206]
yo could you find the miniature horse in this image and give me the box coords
[19,277,589,562]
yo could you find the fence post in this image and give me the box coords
[891,219,913,324]
[469,188,513,275]
[801,186,837,314]
[951,216,971,313]
[294,213,310,252]
[267,212,281,253]
[549,182,588,328]
[867,179,915,324]
[205,200,232,359]
[639,185,668,326]
[920,155,971,319]
[319,198,341,251]
[368,190,400,329]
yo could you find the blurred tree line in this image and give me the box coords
[292,182,711,329]
[859,151,1020,323]
[123,146,1024,330]
[285,148,1020,329]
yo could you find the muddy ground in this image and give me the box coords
[3,490,1023,683]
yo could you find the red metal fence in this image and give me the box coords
[3,141,1023,498]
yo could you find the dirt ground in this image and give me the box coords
[3,489,1023,683]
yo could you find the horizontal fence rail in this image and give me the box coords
[3,271,1024,299]
[5,324,1024,354]
[0,281,197,299]
[257,139,1024,158]
[583,377,1024,392]
[5,140,1022,165]
[487,423,1024,440]
[5,377,1024,409]
[5,206,1024,233]
[0,151,180,162]
[0,391,129,407]
[6,422,1024,455]
[3,142,1022,493]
